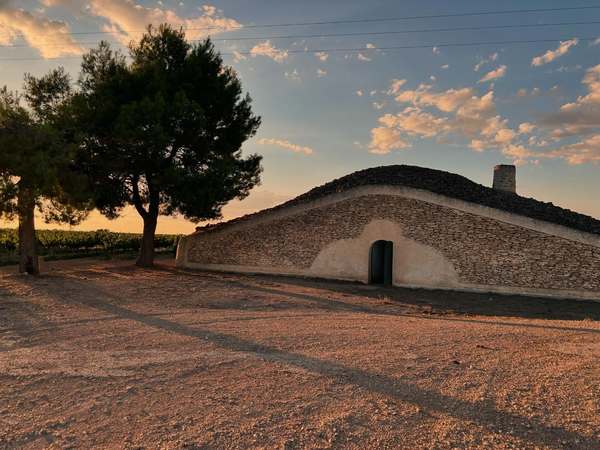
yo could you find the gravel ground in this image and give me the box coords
[0,258,599,449]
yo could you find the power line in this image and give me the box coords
[224,6,600,29]
[1,5,599,39]
[229,37,597,56]
[212,20,600,41]
[0,37,595,62]
[1,20,599,49]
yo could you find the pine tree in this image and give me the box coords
[73,25,262,267]
[0,69,91,274]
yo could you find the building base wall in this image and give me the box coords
[178,261,600,302]
[178,186,600,299]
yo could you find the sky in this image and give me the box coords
[1,0,600,234]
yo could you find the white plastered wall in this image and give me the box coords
[309,219,459,287]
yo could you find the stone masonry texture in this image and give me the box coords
[188,194,600,292]
[493,165,517,193]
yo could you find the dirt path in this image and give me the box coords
[1,259,599,449]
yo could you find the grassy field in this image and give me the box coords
[0,228,181,265]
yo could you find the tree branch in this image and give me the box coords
[147,180,160,219]
[131,175,149,219]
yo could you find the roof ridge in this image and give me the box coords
[196,165,600,236]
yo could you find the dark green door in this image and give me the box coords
[369,240,393,286]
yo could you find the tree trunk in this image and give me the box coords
[18,188,39,275]
[136,213,157,267]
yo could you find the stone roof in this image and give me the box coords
[198,165,600,236]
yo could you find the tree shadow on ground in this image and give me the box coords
[0,283,57,347]
[121,265,600,336]
[227,279,600,335]
[160,265,600,323]
[20,274,598,449]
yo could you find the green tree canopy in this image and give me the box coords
[74,24,262,266]
[0,68,91,274]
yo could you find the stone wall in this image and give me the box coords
[179,189,600,298]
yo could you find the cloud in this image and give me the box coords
[478,65,507,83]
[387,79,407,96]
[284,69,301,82]
[357,53,371,62]
[483,65,600,164]
[315,51,328,62]
[474,52,499,72]
[501,134,600,166]
[432,46,440,55]
[202,5,217,16]
[506,65,600,165]
[394,84,475,112]
[356,90,363,97]
[516,87,542,98]
[500,144,539,166]
[40,0,80,8]
[518,122,536,134]
[43,0,241,45]
[531,39,578,67]
[493,128,516,144]
[441,64,449,69]
[232,50,246,62]
[371,64,600,166]
[540,64,600,137]
[503,132,600,166]
[369,126,410,154]
[556,65,582,73]
[316,68,327,78]
[250,40,288,62]
[372,102,385,110]
[527,136,549,148]
[543,134,600,165]
[379,107,449,139]
[0,5,82,58]
[370,80,522,156]
[257,138,313,155]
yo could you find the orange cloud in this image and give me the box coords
[250,41,288,62]
[257,138,313,155]
[531,39,578,67]
[0,5,82,58]
[479,65,507,83]
[43,0,241,45]
[369,126,410,154]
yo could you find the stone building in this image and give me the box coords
[177,165,600,300]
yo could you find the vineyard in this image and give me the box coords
[0,229,181,265]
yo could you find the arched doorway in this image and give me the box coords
[369,240,393,286]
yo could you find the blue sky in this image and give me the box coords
[1,0,600,233]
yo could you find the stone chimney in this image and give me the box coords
[493,164,516,194]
